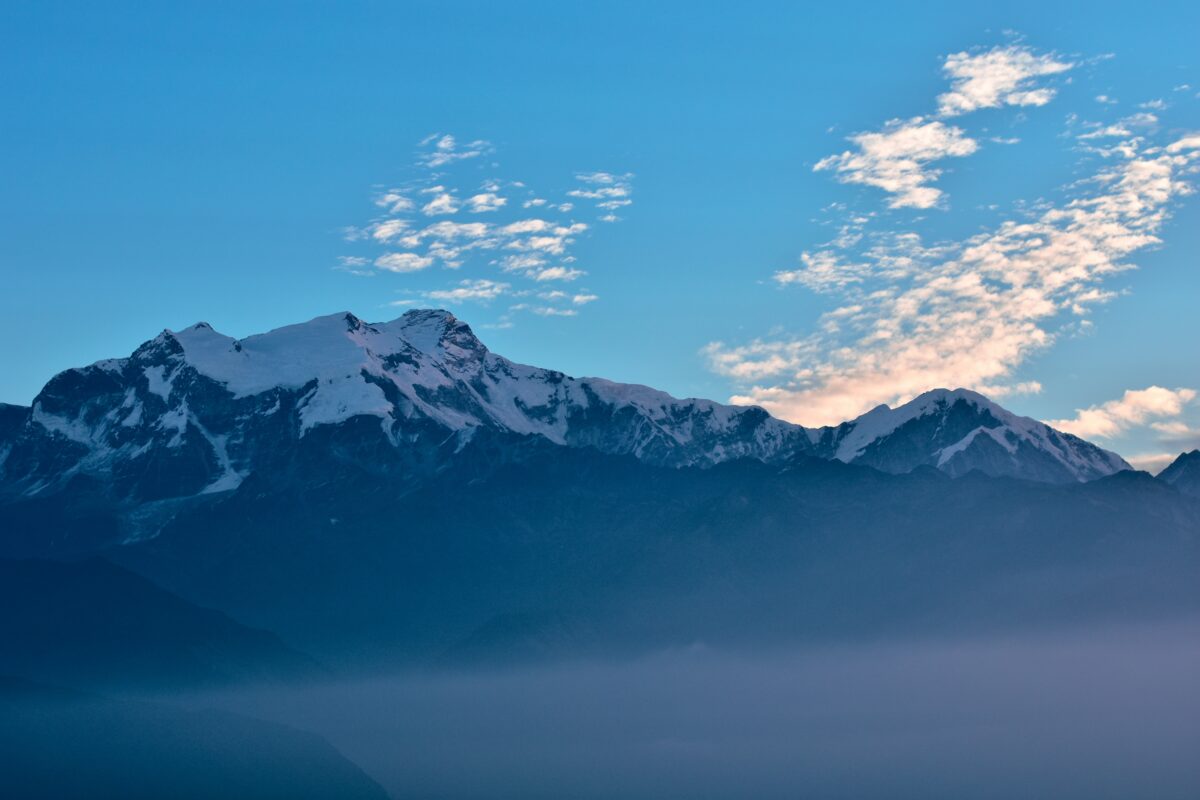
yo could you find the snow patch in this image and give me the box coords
[144,365,177,400]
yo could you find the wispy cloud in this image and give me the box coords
[1122,415,1200,473]
[1047,386,1197,439]
[466,192,507,213]
[339,135,627,322]
[374,191,415,213]
[532,266,585,282]
[816,118,978,209]
[375,252,434,273]
[937,45,1073,117]
[418,134,491,168]
[568,171,634,220]
[1078,112,1159,141]
[709,133,1200,425]
[1125,452,1184,474]
[707,41,1198,429]
[420,187,461,216]
[815,45,1072,212]
[426,279,510,303]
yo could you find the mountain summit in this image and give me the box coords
[0,310,1127,514]
[1160,450,1200,497]
[815,388,1130,484]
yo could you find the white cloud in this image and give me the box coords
[937,45,1073,117]
[419,134,490,168]
[421,221,491,240]
[774,251,867,292]
[426,279,510,303]
[576,171,622,184]
[374,191,414,213]
[568,172,634,212]
[340,135,631,316]
[1078,112,1158,140]
[499,254,547,272]
[708,135,1200,426]
[815,118,978,209]
[421,191,460,216]
[375,252,434,273]
[1166,136,1200,153]
[532,267,585,281]
[702,42,1196,444]
[466,192,506,213]
[370,219,411,242]
[502,219,554,234]
[1047,387,1197,438]
[978,381,1043,398]
[1125,452,1182,474]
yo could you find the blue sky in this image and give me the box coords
[2,1,1198,469]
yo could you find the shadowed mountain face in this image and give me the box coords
[0,558,318,691]
[1160,450,1200,497]
[8,440,1181,669]
[0,678,389,800]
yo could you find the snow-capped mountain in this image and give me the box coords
[1159,450,1200,498]
[0,310,813,503]
[0,310,1129,509]
[813,388,1131,484]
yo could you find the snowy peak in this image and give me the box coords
[385,309,486,357]
[829,388,1002,462]
[163,309,488,398]
[2,310,817,506]
[1,312,1133,511]
[821,388,1130,483]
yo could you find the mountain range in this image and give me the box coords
[1,310,1197,666]
[0,309,1131,510]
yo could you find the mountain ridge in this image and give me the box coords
[0,311,1192,667]
[1160,449,1200,497]
[0,309,1129,521]
[0,556,318,690]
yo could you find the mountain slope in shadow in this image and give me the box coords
[0,677,389,800]
[0,557,319,691]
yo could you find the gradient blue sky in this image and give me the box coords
[2,1,1197,469]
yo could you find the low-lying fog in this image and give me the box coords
[177,620,1200,799]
